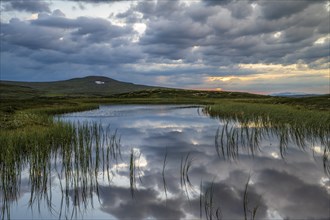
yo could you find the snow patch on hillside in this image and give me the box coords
[95,81,105,85]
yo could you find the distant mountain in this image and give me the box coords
[0,75,270,99]
[270,92,322,97]
[0,76,160,97]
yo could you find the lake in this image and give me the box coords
[2,105,329,219]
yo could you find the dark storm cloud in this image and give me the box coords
[258,0,317,20]
[68,0,120,3]
[116,10,141,24]
[203,0,237,6]
[284,42,330,64]
[185,4,218,23]
[2,0,51,13]
[32,14,133,43]
[130,0,328,68]
[203,0,253,19]
[226,1,253,19]
[1,18,64,51]
[0,11,141,69]
[135,0,185,20]
[71,0,116,2]
[204,0,317,20]
[141,19,212,45]
[0,0,329,93]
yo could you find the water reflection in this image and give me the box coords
[1,105,329,219]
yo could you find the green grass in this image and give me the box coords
[239,94,330,110]
[1,89,328,168]
[0,97,99,130]
[206,101,330,134]
[207,101,330,148]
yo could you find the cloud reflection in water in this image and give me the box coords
[3,105,329,220]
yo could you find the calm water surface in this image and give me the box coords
[3,105,330,219]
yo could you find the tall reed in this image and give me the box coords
[180,152,195,201]
[0,121,121,220]
[207,103,329,174]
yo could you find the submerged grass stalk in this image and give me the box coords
[162,147,168,204]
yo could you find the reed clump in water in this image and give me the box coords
[243,175,261,220]
[0,121,121,220]
[201,180,222,220]
[205,101,330,173]
[205,101,329,144]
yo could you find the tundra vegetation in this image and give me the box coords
[0,79,329,219]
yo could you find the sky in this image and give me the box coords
[0,0,329,94]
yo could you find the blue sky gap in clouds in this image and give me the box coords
[0,0,329,94]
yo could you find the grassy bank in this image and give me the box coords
[1,90,329,151]
[206,100,329,149]
[206,100,330,131]
[0,98,99,130]
[205,100,329,174]
[1,91,329,134]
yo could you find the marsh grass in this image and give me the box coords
[129,148,143,198]
[0,101,99,130]
[162,147,168,204]
[0,121,121,220]
[323,148,330,175]
[199,176,261,220]
[1,97,329,218]
[207,102,329,174]
[180,153,195,201]
[213,117,329,165]
[214,121,264,160]
[243,175,261,220]
[202,180,222,220]
[206,101,329,144]
[129,149,136,198]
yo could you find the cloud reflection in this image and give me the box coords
[4,105,328,219]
